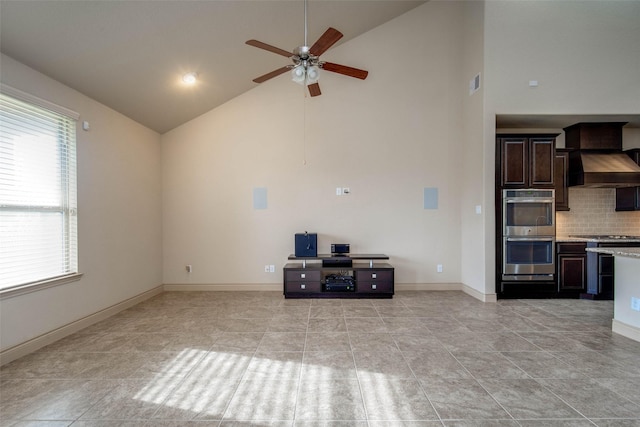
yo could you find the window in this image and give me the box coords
[0,88,79,292]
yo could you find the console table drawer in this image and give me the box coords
[357,281,393,293]
[284,281,322,293]
[285,270,322,282]
[355,270,393,282]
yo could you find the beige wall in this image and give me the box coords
[162,1,467,287]
[485,1,640,115]
[459,1,487,295]
[0,54,163,352]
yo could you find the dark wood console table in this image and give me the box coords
[284,254,394,298]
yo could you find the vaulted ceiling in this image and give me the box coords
[0,0,426,133]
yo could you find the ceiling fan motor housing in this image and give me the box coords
[294,45,311,59]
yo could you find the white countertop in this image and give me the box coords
[586,247,640,258]
[557,236,640,243]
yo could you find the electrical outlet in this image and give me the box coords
[342,187,350,195]
[186,265,192,273]
[437,264,443,273]
[269,265,275,273]
[632,297,640,312]
[264,265,270,273]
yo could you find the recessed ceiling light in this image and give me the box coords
[182,72,198,84]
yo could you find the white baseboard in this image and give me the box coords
[163,283,281,292]
[462,284,497,303]
[612,319,640,343]
[394,283,496,303]
[166,282,496,303]
[0,285,163,366]
[395,283,462,291]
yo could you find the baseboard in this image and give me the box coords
[462,284,497,303]
[163,283,282,292]
[395,283,462,291]
[612,319,640,343]
[165,282,497,303]
[0,285,163,366]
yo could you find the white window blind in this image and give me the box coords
[0,90,78,291]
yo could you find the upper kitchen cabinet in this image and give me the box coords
[555,149,571,211]
[616,149,640,211]
[498,134,557,188]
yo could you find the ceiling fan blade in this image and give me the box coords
[308,83,321,97]
[322,62,369,80]
[246,39,292,58]
[309,27,343,56]
[253,66,290,83]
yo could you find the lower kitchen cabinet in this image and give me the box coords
[557,242,587,296]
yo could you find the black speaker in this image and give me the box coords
[331,243,350,254]
[295,232,317,257]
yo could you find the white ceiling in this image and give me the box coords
[0,0,426,134]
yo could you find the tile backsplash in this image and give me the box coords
[556,188,640,236]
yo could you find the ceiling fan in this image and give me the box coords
[245,0,369,97]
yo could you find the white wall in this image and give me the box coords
[482,0,640,294]
[613,256,640,335]
[0,54,163,352]
[162,1,467,288]
[459,1,488,296]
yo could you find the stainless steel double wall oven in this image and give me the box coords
[502,189,556,281]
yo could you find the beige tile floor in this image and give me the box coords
[1,291,640,426]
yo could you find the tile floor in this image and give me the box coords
[1,291,640,426]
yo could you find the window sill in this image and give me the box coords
[0,273,84,300]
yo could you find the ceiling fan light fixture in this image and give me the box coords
[291,65,306,85]
[306,66,320,84]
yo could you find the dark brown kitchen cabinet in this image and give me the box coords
[557,242,587,295]
[554,149,570,211]
[615,149,640,211]
[498,134,557,188]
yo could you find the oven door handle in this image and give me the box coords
[505,237,555,242]
[504,199,555,204]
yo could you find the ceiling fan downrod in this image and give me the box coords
[303,0,308,49]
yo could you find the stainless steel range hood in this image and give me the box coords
[565,122,640,188]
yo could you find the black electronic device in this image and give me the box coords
[322,257,352,267]
[331,243,350,254]
[295,232,317,257]
[324,274,355,292]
